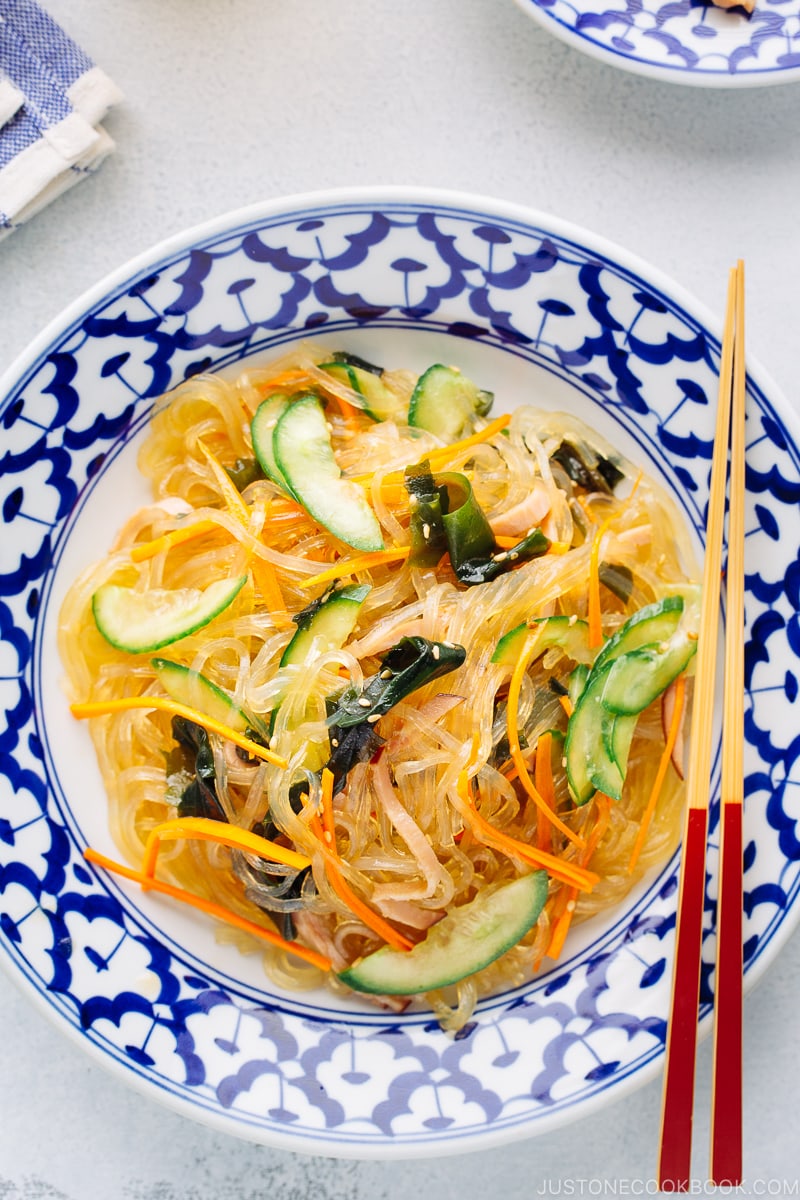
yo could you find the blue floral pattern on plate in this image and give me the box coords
[2,189,800,1157]
[514,0,800,86]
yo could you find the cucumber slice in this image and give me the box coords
[568,662,589,709]
[491,615,592,667]
[607,712,637,775]
[151,658,250,732]
[408,364,493,443]
[600,635,697,716]
[591,595,685,675]
[273,395,384,552]
[251,392,294,493]
[320,361,407,424]
[338,871,548,995]
[564,663,624,804]
[280,584,370,667]
[92,576,247,654]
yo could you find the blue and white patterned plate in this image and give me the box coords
[514,0,800,86]
[2,188,799,1159]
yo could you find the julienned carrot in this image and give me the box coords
[299,546,411,590]
[544,793,613,962]
[534,732,556,855]
[587,513,611,649]
[585,471,643,649]
[507,631,585,849]
[349,413,512,486]
[130,519,221,563]
[311,769,413,951]
[627,673,686,873]
[141,816,310,880]
[71,697,288,769]
[83,847,331,972]
[456,769,597,892]
[197,440,291,626]
[425,412,513,468]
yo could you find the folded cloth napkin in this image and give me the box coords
[0,0,122,239]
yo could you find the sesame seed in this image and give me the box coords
[380,668,393,679]
[366,714,380,724]
[443,641,456,649]
[509,551,519,561]
[325,421,333,433]
[331,738,339,748]
[422,523,431,540]
[432,645,441,660]
[493,551,508,563]
[568,615,577,626]
[358,697,371,708]
[687,631,699,642]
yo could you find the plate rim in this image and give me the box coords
[2,185,798,1158]
[511,0,800,88]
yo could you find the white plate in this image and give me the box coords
[2,188,799,1158]
[514,0,800,86]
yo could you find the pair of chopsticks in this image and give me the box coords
[658,261,746,1190]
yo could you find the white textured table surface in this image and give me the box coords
[2,1,800,1196]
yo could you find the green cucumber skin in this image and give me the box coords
[491,615,592,667]
[279,584,370,668]
[151,658,249,732]
[321,361,405,424]
[250,393,294,493]
[91,576,247,655]
[591,595,684,675]
[564,665,623,804]
[600,636,697,716]
[407,364,491,443]
[338,871,548,995]
[273,395,384,552]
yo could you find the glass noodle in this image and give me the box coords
[60,343,699,1030]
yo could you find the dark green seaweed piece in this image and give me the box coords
[552,440,614,495]
[225,457,267,490]
[598,561,635,605]
[455,526,550,586]
[171,716,227,822]
[326,722,385,794]
[329,636,466,729]
[438,472,496,570]
[596,455,624,492]
[404,460,448,567]
[330,349,384,376]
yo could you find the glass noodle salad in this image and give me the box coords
[62,344,699,1031]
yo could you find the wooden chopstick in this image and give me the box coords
[710,260,746,1187]
[657,262,745,1191]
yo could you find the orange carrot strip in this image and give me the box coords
[198,440,290,626]
[507,631,584,849]
[349,414,512,486]
[534,732,556,855]
[298,546,410,590]
[71,697,287,769]
[308,812,413,952]
[255,368,309,393]
[83,847,331,972]
[198,440,250,524]
[456,769,597,892]
[559,695,574,719]
[130,520,221,563]
[141,816,310,880]
[587,513,613,649]
[545,793,613,961]
[425,412,512,468]
[627,673,686,873]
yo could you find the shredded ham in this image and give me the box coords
[383,693,464,758]
[371,751,453,903]
[489,480,551,537]
[370,896,443,930]
[293,910,349,971]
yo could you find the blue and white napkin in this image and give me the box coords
[0,0,122,239]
